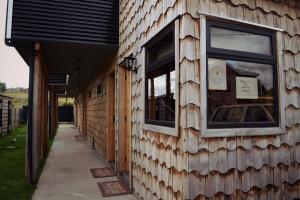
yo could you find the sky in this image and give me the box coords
[0,0,29,88]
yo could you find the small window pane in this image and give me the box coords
[170,71,176,99]
[147,32,174,66]
[210,27,272,55]
[146,64,175,125]
[154,75,167,96]
[208,58,275,125]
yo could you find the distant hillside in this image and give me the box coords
[1,88,28,108]
[1,88,74,108]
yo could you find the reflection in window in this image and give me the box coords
[207,20,278,129]
[154,74,166,96]
[145,24,175,127]
[245,106,273,122]
[208,58,276,126]
[211,27,272,55]
[146,65,175,125]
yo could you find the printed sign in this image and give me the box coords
[236,76,258,99]
[208,59,227,90]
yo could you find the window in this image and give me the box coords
[206,20,278,128]
[145,23,175,127]
[97,82,102,96]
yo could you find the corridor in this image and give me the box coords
[32,124,136,200]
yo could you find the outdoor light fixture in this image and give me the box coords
[122,55,137,73]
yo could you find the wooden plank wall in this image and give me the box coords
[75,95,84,134]
[86,75,108,157]
[0,97,12,135]
[75,63,116,160]
[119,0,300,199]
[11,108,20,129]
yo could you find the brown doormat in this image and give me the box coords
[75,135,86,141]
[75,134,85,138]
[98,180,129,197]
[90,167,116,178]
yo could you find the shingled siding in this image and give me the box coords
[118,0,300,199]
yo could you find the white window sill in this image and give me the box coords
[201,127,286,138]
[143,124,178,137]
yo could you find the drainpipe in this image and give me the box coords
[27,49,35,184]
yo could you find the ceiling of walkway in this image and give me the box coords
[43,43,117,97]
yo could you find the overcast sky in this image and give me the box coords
[0,0,29,88]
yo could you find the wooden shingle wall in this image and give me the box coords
[187,0,300,199]
[119,0,189,199]
[119,0,300,199]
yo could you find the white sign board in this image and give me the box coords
[236,76,258,99]
[208,59,227,90]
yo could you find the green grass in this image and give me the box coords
[0,126,35,200]
[58,97,74,106]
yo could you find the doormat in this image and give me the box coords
[75,135,86,141]
[98,180,129,197]
[90,167,116,178]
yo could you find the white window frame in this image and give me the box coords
[142,19,180,137]
[198,13,286,137]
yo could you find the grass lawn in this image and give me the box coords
[0,125,35,200]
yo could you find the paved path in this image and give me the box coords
[32,124,136,200]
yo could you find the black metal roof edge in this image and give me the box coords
[0,94,14,99]
[9,37,119,50]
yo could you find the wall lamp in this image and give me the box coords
[121,55,137,73]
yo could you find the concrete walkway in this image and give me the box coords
[32,124,136,200]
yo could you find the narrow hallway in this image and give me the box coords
[32,124,136,200]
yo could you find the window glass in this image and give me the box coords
[245,106,273,122]
[147,32,174,66]
[145,24,175,127]
[170,71,176,99]
[208,58,275,125]
[210,27,272,55]
[97,84,102,96]
[154,74,166,96]
[146,64,175,124]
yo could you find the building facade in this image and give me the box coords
[6,0,300,199]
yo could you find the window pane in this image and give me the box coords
[146,63,175,124]
[147,31,174,65]
[170,71,176,99]
[211,27,272,55]
[154,75,166,96]
[208,58,276,125]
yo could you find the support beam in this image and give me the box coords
[26,43,49,183]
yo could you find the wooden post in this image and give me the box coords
[31,43,41,181]
[28,43,49,182]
